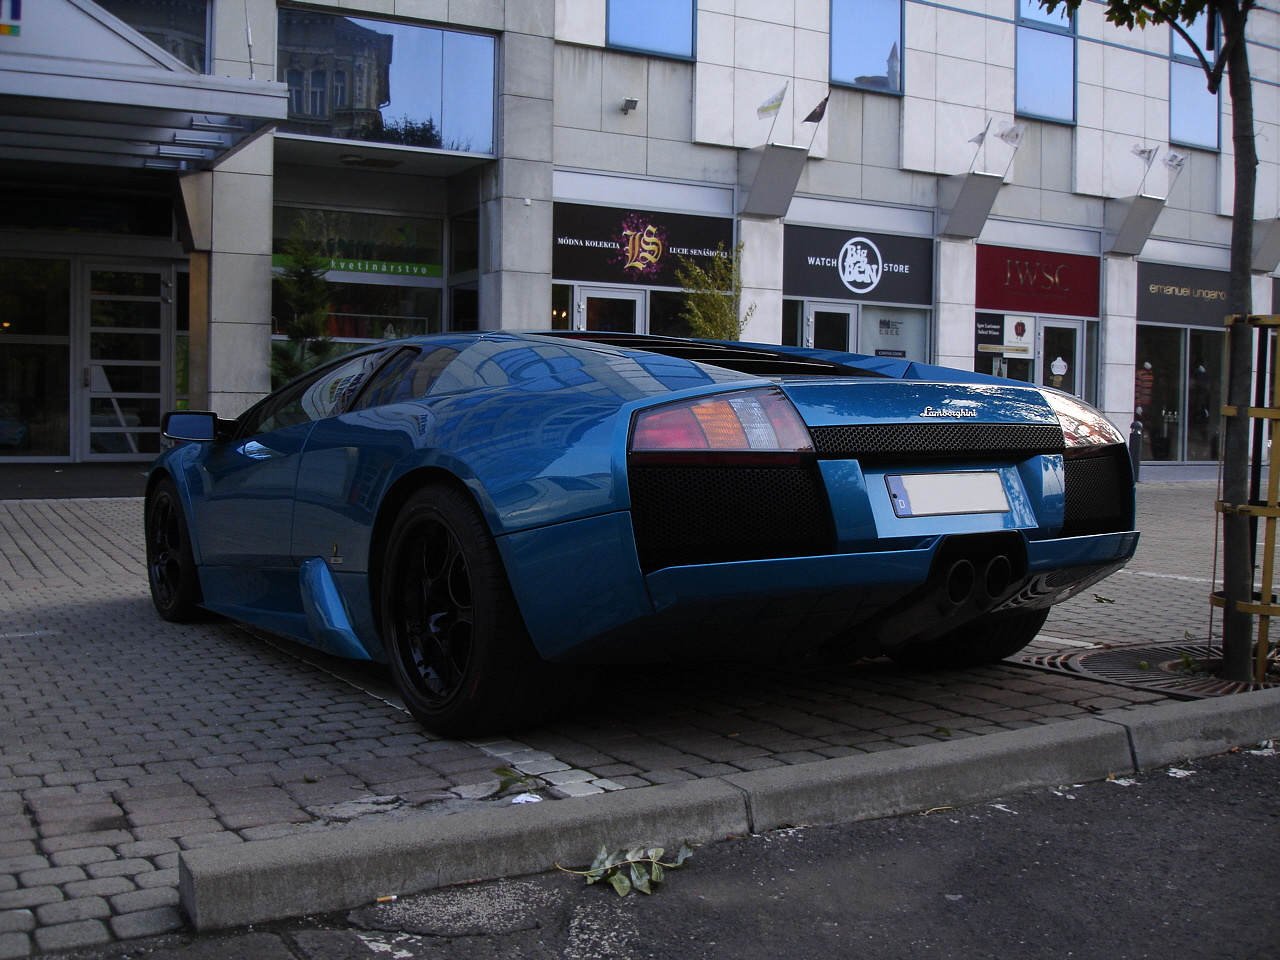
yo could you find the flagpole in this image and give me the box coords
[1137,146,1160,195]
[969,118,992,172]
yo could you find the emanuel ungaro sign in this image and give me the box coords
[783,226,933,304]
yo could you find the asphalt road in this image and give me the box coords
[47,742,1280,960]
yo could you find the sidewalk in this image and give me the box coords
[2,479,1275,958]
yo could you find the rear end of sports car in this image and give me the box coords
[579,374,1136,668]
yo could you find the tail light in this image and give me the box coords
[629,388,813,464]
[1040,389,1125,457]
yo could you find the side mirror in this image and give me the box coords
[162,411,232,442]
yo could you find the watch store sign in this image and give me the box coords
[783,226,933,304]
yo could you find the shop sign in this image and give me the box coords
[975,313,1034,357]
[1138,261,1231,327]
[976,245,1099,318]
[553,203,733,286]
[271,255,442,277]
[783,226,933,304]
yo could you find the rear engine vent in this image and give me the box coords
[628,465,833,573]
[1061,446,1133,536]
[810,423,1065,460]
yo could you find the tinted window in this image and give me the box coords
[276,10,495,153]
[607,0,693,58]
[830,0,902,93]
[1016,0,1075,123]
[350,345,461,410]
[1169,12,1219,149]
[239,350,385,437]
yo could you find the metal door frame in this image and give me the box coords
[76,261,175,461]
[573,285,647,333]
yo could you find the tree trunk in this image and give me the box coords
[1217,2,1259,682]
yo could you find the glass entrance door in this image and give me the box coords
[81,266,169,460]
[1038,320,1082,396]
[576,287,645,333]
[0,258,72,459]
[808,304,856,352]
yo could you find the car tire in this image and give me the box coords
[887,608,1050,670]
[145,477,205,622]
[381,484,547,737]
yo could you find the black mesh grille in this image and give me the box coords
[809,423,1065,460]
[1061,448,1132,536]
[628,465,833,572]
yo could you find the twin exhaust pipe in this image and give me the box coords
[940,554,1013,613]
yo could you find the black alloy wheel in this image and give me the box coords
[145,477,204,622]
[381,484,541,736]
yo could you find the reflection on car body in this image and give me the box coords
[145,332,1137,735]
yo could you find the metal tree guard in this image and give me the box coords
[1212,313,1280,683]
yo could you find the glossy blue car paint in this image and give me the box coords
[298,558,373,661]
[149,331,1139,676]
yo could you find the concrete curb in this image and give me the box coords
[179,688,1280,932]
[1098,684,1280,770]
[721,717,1132,834]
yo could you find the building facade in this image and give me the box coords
[2,0,1278,463]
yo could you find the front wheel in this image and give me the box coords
[145,478,204,622]
[380,484,546,737]
[887,608,1049,670]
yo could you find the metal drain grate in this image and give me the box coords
[1015,642,1279,700]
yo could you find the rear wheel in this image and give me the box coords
[380,484,546,736]
[145,478,204,622]
[887,608,1049,670]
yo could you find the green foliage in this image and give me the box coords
[272,224,335,388]
[492,766,546,794]
[557,843,693,897]
[674,242,755,342]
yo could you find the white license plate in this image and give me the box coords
[885,472,1010,518]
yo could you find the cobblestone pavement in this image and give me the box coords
[0,482,1218,957]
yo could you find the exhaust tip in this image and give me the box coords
[983,555,1012,599]
[945,559,976,606]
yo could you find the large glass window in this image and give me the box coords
[1135,324,1223,461]
[830,0,902,93]
[0,259,71,457]
[277,9,495,153]
[1016,0,1075,122]
[607,0,694,59]
[272,207,445,345]
[1170,13,1219,149]
[95,0,209,72]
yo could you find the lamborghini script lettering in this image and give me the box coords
[919,406,977,418]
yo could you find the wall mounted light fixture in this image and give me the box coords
[621,97,639,114]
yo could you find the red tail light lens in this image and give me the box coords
[630,388,813,453]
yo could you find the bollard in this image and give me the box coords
[1128,420,1142,482]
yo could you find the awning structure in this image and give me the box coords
[0,0,286,173]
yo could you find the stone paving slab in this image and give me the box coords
[0,481,1224,955]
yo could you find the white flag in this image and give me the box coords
[969,119,992,146]
[757,83,788,119]
[1132,144,1158,166]
[1164,150,1188,172]
[995,122,1026,148]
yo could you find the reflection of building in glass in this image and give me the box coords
[277,10,408,144]
[96,0,209,72]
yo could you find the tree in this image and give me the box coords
[1042,0,1260,680]
[271,226,335,388]
[674,242,756,341]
